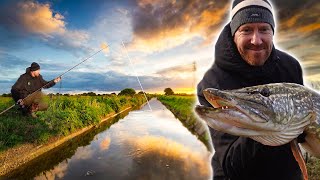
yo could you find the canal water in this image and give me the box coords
[9,98,212,179]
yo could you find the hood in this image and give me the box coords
[214,23,278,81]
[26,67,31,73]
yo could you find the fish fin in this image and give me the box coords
[290,140,308,180]
[300,130,320,158]
[301,113,320,158]
[251,133,296,146]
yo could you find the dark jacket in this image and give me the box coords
[11,67,55,102]
[197,24,303,180]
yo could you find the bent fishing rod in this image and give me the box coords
[0,45,108,116]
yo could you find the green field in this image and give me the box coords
[158,95,320,180]
[0,94,146,151]
[158,95,212,151]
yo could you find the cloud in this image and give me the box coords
[127,0,319,58]
[124,135,211,179]
[40,69,194,94]
[270,0,320,84]
[0,1,91,55]
[0,52,71,79]
[156,63,196,79]
[43,29,92,56]
[0,1,65,36]
[34,160,69,180]
[73,146,94,160]
[48,71,166,93]
[128,0,229,53]
[0,52,32,83]
[0,52,30,70]
[100,136,111,151]
[276,1,320,35]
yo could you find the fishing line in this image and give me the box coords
[50,79,62,119]
[0,45,109,116]
[121,41,152,112]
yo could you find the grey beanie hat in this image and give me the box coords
[230,0,275,36]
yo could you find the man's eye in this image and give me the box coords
[260,28,271,33]
[241,28,252,34]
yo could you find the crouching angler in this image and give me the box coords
[11,62,61,118]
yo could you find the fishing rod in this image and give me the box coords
[0,45,109,116]
[121,41,152,111]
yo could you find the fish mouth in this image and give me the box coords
[198,88,281,133]
[202,88,271,124]
[202,88,234,109]
[194,105,278,137]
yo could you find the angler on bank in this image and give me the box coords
[11,62,61,118]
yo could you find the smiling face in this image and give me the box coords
[233,22,273,66]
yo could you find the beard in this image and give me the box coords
[240,44,272,66]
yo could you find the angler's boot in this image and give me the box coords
[20,107,30,116]
[29,103,39,118]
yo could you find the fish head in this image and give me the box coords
[203,83,314,126]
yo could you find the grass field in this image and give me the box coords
[0,94,146,151]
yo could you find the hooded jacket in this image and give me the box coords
[197,24,303,180]
[11,67,56,102]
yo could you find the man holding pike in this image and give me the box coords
[197,0,305,179]
[11,62,61,118]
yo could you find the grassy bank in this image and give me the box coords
[307,157,320,180]
[0,94,146,151]
[157,95,212,151]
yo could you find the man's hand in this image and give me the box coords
[17,99,25,108]
[54,76,62,83]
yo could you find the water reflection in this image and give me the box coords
[16,99,212,179]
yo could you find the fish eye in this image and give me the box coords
[260,87,270,97]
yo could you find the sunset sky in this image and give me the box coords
[0,0,319,94]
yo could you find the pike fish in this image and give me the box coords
[195,83,320,158]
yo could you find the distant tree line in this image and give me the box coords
[1,93,11,97]
[1,88,153,97]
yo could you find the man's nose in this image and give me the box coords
[251,30,263,45]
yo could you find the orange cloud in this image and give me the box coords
[100,136,111,151]
[17,1,66,36]
[126,135,211,178]
[280,13,303,28]
[191,3,229,36]
[137,0,164,8]
[0,1,91,54]
[278,3,319,35]
[298,23,320,33]
[128,26,195,53]
[156,63,196,79]
[129,1,228,53]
